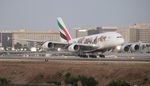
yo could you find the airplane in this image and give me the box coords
[41,17,125,58]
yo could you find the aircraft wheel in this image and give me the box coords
[78,54,88,58]
[89,54,97,58]
[99,54,105,58]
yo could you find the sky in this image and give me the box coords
[0,0,150,33]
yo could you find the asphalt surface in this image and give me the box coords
[0,55,150,63]
[0,52,150,62]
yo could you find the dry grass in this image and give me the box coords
[0,60,150,86]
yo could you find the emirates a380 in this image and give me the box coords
[42,17,125,57]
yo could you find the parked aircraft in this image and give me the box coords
[42,17,125,57]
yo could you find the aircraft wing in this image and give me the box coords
[74,43,99,50]
[42,41,100,52]
[15,39,47,43]
[56,43,100,52]
[14,39,69,48]
[74,43,105,53]
[15,38,107,53]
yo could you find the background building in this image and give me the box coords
[74,26,118,38]
[129,24,150,43]
[100,26,118,33]
[74,27,91,38]
[0,29,60,49]
[12,31,60,48]
[118,24,150,43]
[0,32,12,48]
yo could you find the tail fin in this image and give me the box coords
[57,17,72,42]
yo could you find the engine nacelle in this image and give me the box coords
[120,42,150,53]
[130,44,140,52]
[68,44,80,52]
[42,42,54,49]
[121,44,130,52]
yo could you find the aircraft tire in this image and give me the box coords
[99,54,105,58]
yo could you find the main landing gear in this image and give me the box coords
[99,54,105,58]
[78,54,105,58]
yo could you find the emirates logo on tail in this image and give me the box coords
[57,17,72,42]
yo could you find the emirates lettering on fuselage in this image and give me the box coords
[77,35,107,44]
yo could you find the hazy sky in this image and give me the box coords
[0,0,150,32]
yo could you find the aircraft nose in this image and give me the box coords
[120,38,125,44]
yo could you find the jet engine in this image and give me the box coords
[130,44,140,52]
[42,41,54,49]
[121,44,130,52]
[68,44,80,52]
[121,44,140,52]
[119,42,150,53]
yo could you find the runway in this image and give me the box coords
[0,51,150,63]
[0,54,150,64]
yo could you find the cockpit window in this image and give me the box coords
[117,36,122,38]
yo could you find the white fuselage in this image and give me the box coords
[69,32,124,49]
